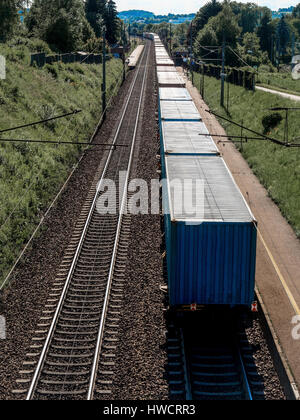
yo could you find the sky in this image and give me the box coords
[116,1,299,15]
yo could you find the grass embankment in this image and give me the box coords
[0,42,123,286]
[256,72,300,95]
[193,72,300,238]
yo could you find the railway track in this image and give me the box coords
[12,41,151,400]
[167,313,265,400]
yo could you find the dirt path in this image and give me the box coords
[177,67,300,393]
[256,85,300,101]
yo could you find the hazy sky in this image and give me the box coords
[116,1,299,15]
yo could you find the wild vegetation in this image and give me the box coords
[192,72,300,238]
[1,0,121,51]
[0,0,125,286]
[256,71,300,94]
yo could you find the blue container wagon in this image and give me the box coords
[163,155,257,308]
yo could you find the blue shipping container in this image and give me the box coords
[163,155,257,307]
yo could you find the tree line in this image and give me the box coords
[140,0,300,71]
[0,0,120,52]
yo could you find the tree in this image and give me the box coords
[85,0,107,37]
[104,0,119,44]
[257,13,274,58]
[156,22,169,43]
[208,3,241,46]
[239,3,260,34]
[191,0,222,40]
[292,3,300,18]
[194,26,218,59]
[237,32,265,67]
[26,0,94,52]
[173,22,189,48]
[0,0,19,42]
[276,16,290,56]
[291,18,300,39]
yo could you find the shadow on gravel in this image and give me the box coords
[163,309,267,400]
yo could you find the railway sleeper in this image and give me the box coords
[36,389,86,396]
[47,352,94,359]
[39,379,89,386]
[42,370,90,376]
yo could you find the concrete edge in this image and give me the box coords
[255,287,300,400]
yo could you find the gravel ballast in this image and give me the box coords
[112,44,169,400]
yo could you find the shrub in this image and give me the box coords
[262,113,283,133]
[44,64,59,79]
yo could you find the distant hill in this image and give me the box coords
[118,10,195,24]
[272,6,294,19]
[118,10,155,21]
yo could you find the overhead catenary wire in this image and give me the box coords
[226,45,258,73]
[0,60,129,289]
[0,114,78,234]
[0,63,125,237]
[0,110,82,134]
[205,109,300,147]
[0,138,128,147]
[79,44,101,64]
[197,132,275,141]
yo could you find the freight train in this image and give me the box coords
[153,35,257,310]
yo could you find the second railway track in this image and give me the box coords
[13,41,151,400]
[167,312,266,400]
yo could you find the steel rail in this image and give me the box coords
[87,43,150,400]
[181,328,254,400]
[237,347,253,401]
[25,42,149,401]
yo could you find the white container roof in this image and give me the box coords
[159,88,192,101]
[157,72,185,88]
[156,58,174,66]
[156,66,177,72]
[161,121,219,155]
[164,155,255,223]
[160,100,200,120]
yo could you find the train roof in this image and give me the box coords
[160,100,200,120]
[164,155,256,223]
[156,58,174,66]
[161,121,219,156]
[157,72,186,88]
[159,88,192,101]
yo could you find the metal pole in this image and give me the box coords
[227,76,230,112]
[202,65,205,99]
[241,120,244,151]
[220,36,226,106]
[169,23,172,55]
[122,23,126,83]
[102,27,106,120]
[199,69,201,96]
[284,110,289,144]
[190,22,193,85]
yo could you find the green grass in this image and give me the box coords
[0,42,123,286]
[193,72,300,238]
[256,72,300,94]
